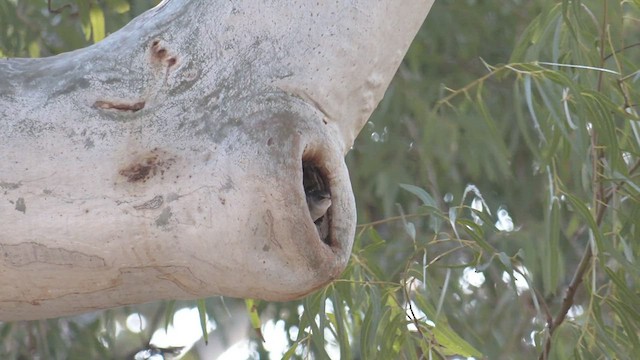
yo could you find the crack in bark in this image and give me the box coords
[134,195,164,210]
[0,242,106,268]
[119,265,207,296]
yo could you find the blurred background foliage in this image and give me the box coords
[1,0,640,359]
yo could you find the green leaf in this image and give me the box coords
[562,192,604,253]
[524,74,547,144]
[282,341,301,360]
[497,252,512,270]
[303,295,331,360]
[432,322,482,357]
[163,300,176,330]
[331,292,351,360]
[27,41,40,58]
[415,296,482,357]
[110,0,130,14]
[457,218,495,254]
[405,221,416,242]
[399,183,438,209]
[197,298,209,345]
[89,6,105,43]
[244,298,264,342]
[380,310,405,357]
[361,287,382,359]
[543,198,562,295]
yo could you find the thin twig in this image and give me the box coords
[357,213,425,228]
[541,156,639,359]
[540,5,612,358]
[539,242,593,360]
[47,0,76,14]
[403,277,425,337]
[603,42,640,61]
[539,145,610,358]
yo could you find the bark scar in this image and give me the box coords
[150,39,179,69]
[93,100,145,112]
[133,195,164,210]
[118,149,176,184]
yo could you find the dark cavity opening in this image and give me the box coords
[302,160,332,245]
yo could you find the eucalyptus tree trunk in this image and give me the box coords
[0,0,433,321]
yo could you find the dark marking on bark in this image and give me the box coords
[134,195,164,210]
[150,39,167,59]
[149,39,178,68]
[120,158,156,182]
[1,242,105,268]
[15,197,26,213]
[84,138,95,149]
[155,207,172,227]
[0,182,21,190]
[93,100,145,112]
[267,137,273,146]
[220,177,234,192]
[119,149,176,184]
[264,210,282,249]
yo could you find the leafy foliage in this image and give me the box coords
[1,0,640,359]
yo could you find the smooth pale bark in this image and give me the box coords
[0,0,433,320]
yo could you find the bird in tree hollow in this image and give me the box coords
[306,190,331,222]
